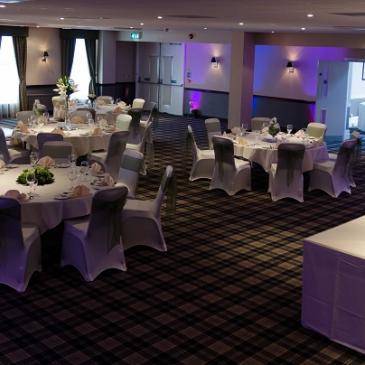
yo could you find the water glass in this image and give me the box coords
[30,152,38,167]
[26,172,37,198]
[69,153,77,166]
[287,124,293,134]
[80,161,89,182]
[68,168,78,190]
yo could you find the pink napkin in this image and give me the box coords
[4,190,28,201]
[71,184,90,198]
[92,127,103,136]
[113,106,124,113]
[17,121,29,133]
[37,156,55,168]
[103,173,114,187]
[71,115,84,124]
[90,162,103,176]
[51,127,64,135]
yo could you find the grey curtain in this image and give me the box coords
[61,38,76,77]
[13,36,27,110]
[85,39,97,94]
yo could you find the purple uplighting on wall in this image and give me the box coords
[189,91,203,111]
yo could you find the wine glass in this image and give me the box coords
[26,172,37,198]
[80,160,89,182]
[68,168,78,190]
[287,124,293,135]
[43,112,50,124]
[30,152,38,167]
[69,153,77,166]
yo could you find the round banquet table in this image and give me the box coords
[13,124,112,157]
[0,165,93,234]
[233,132,329,172]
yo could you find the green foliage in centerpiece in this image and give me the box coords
[268,118,281,137]
[16,167,54,186]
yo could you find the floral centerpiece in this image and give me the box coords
[54,76,78,96]
[268,117,280,137]
[32,99,47,117]
[16,167,54,186]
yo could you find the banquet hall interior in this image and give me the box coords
[1,0,365,364]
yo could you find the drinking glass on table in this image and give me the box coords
[80,160,89,182]
[286,124,293,135]
[26,172,38,198]
[69,153,77,166]
[30,152,38,167]
[68,168,78,190]
[88,118,94,129]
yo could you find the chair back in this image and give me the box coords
[16,111,34,124]
[128,108,143,143]
[307,122,327,139]
[187,125,199,162]
[37,133,64,153]
[153,165,175,216]
[42,141,73,162]
[52,96,66,120]
[105,131,129,180]
[116,114,132,131]
[277,143,305,186]
[142,101,157,123]
[213,136,235,179]
[77,108,96,121]
[334,139,357,180]
[119,149,144,197]
[132,98,145,109]
[0,197,24,253]
[87,187,128,252]
[251,117,271,131]
[205,118,221,149]
[69,110,92,124]
[0,127,10,163]
[96,96,113,105]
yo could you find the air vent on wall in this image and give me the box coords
[64,16,112,20]
[114,27,142,31]
[333,25,365,30]
[165,15,216,19]
[332,12,365,16]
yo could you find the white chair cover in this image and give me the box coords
[52,95,66,121]
[209,136,251,196]
[187,125,215,181]
[121,165,174,251]
[309,139,357,197]
[132,98,145,109]
[69,110,92,124]
[128,109,143,144]
[117,149,144,197]
[0,197,41,292]
[61,187,128,282]
[205,118,221,149]
[116,114,132,131]
[37,133,64,157]
[0,127,29,164]
[42,141,73,162]
[251,117,271,131]
[268,143,305,202]
[90,131,129,181]
[307,122,327,139]
[95,96,113,106]
[141,101,157,127]
[16,110,34,124]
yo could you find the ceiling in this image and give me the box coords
[1,0,365,33]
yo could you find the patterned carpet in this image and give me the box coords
[1,115,365,364]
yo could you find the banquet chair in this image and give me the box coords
[116,149,144,198]
[328,131,362,188]
[78,108,96,121]
[141,101,157,128]
[128,108,143,144]
[121,165,174,252]
[309,139,357,198]
[187,125,215,181]
[42,141,73,163]
[209,136,251,196]
[116,114,132,131]
[52,95,66,121]
[307,122,327,139]
[37,133,64,157]
[69,110,93,124]
[0,127,29,164]
[132,98,145,109]
[251,117,271,131]
[0,197,41,292]
[95,96,113,106]
[205,118,222,149]
[16,110,34,124]
[61,187,128,282]
[268,143,305,202]
[89,131,129,181]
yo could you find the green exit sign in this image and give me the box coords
[130,31,142,40]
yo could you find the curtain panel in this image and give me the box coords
[85,39,97,94]
[13,36,27,110]
[61,38,76,77]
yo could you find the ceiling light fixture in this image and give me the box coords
[140,22,144,26]
[307,13,314,18]
[59,17,65,20]
[157,15,163,19]
[203,27,207,30]
[301,27,306,31]
[271,30,275,34]
[238,22,244,26]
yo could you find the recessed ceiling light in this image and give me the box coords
[307,13,314,18]
[238,22,244,26]
[271,30,275,34]
[59,17,65,20]
[0,4,6,8]
[140,22,144,26]
[157,15,163,19]
[36,25,40,28]
[203,27,207,30]
[129,26,134,29]
[301,27,306,31]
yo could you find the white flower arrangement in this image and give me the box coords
[54,76,78,96]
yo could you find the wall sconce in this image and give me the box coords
[211,56,219,68]
[286,61,294,73]
[42,51,49,62]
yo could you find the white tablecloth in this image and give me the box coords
[13,124,112,157]
[233,133,329,172]
[0,165,93,233]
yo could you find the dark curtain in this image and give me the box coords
[61,38,76,77]
[13,36,27,110]
[85,39,97,94]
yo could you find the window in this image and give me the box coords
[0,36,19,105]
[70,38,91,101]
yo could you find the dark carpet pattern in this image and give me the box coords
[1,115,365,364]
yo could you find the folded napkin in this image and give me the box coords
[90,162,103,176]
[295,129,306,138]
[113,106,124,113]
[231,126,241,135]
[4,190,28,201]
[51,127,64,135]
[237,136,247,145]
[71,184,90,198]
[117,101,127,107]
[261,126,269,134]
[71,115,84,124]
[10,135,23,147]
[37,156,55,168]
[103,173,114,187]
[16,121,29,133]
[97,118,108,128]
[0,159,5,168]
[92,127,103,136]
[37,115,48,125]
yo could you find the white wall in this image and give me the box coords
[350,62,365,99]
[98,31,117,84]
[26,27,61,85]
[185,42,231,92]
[115,41,136,82]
